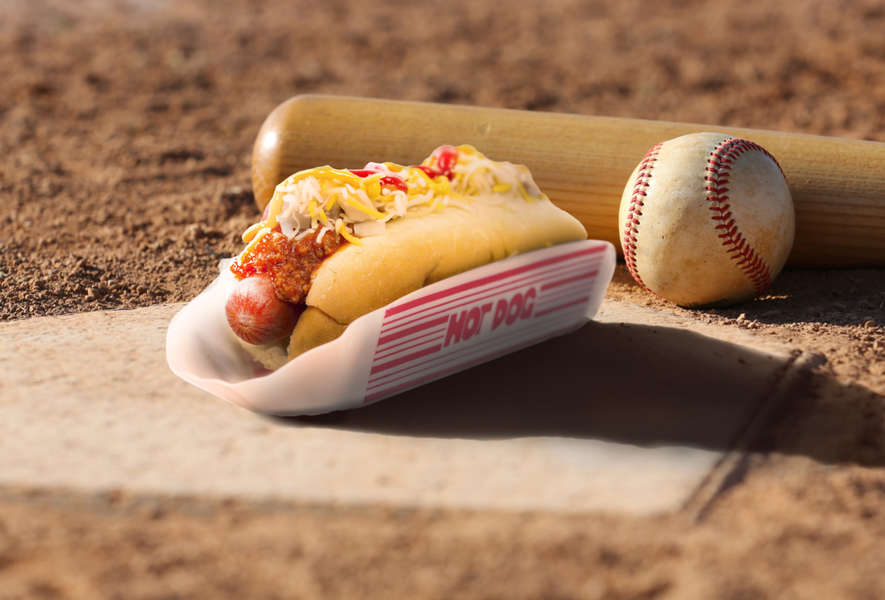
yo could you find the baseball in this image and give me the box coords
[619,132,795,307]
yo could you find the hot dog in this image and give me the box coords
[225,145,587,369]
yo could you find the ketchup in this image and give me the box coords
[379,175,408,192]
[346,145,458,191]
[431,145,459,178]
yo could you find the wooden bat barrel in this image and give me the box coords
[252,95,885,267]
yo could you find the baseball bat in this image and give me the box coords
[252,95,885,267]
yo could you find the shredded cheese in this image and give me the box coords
[518,183,536,202]
[242,226,270,255]
[336,220,363,245]
[343,195,386,220]
[264,194,283,228]
[237,145,546,258]
[241,222,264,243]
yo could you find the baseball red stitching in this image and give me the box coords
[705,137,784,295]
[622,142,662,289]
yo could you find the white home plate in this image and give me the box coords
[0,300,803,514]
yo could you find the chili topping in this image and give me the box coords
[231,227,344,305]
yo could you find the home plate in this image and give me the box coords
[0,300,806,515]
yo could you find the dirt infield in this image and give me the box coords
[1,0,884,598]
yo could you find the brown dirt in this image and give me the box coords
[1,0,884,598]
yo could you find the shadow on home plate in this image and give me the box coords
[0,304,868,514]
[292,319,801,451]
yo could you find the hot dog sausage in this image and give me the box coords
[225,275,302,345]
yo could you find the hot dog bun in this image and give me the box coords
[296,193,585,356]
[231,145,586,368]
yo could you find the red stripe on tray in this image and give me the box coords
[379,259,596,334]
[534,296,590,318]
[534,284,596,312]
[540,270,598,291]
[369,284,593,389]
[384,246,605,318]
[366,307,585,391]
[370,343,444,375]
[373,332,445,361]
[364,324,577,404]
[376,315,448,347]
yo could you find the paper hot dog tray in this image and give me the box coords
[166,239,615,415]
